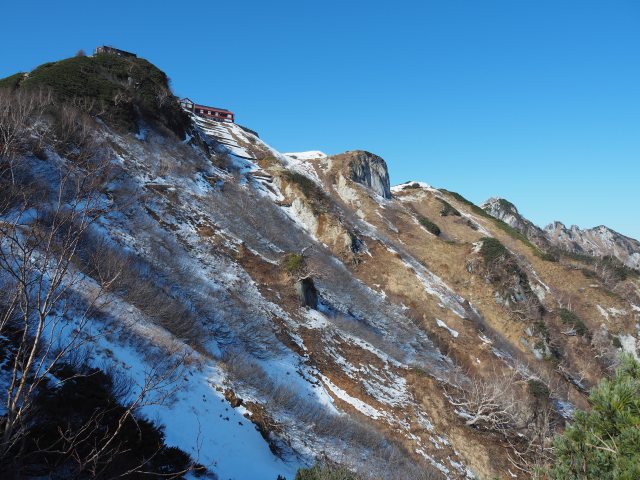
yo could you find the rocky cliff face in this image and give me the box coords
[482,197,550,248]
[342,150,392,199]
[544,222,640,270]
[482,197,640,271]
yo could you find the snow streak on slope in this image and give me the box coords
[284,151,328,160]
[9,111,496,478]
[68,282,299,480]
[185,121,474,476]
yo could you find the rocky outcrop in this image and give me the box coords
[482,198,640,271]
[481,197,550,249]
[295,277,318,308]
[544,222,640,271]
[342,150,392,199]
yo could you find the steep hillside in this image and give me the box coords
[482,197,640,272]
[1,54,639,480]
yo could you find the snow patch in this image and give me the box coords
[320,375,382,419]
[436,319,459,338]
[391,181,434,192]
[284,151,327,160]
[619,335,639,361]
[597,305,628,320]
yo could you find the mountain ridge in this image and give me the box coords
[1,52,639,479]
[481,197,640,271]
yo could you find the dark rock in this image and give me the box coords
[295,277,318,309]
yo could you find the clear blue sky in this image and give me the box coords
[2,1,639,239]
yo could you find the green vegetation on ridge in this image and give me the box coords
[441,189,557,260]
[0,53,189,136]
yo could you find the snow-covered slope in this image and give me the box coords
[3,55,640,480]
[64,117,472,479]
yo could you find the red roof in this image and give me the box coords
[194,104,233,114]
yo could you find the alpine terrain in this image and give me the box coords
[1,51,639,480]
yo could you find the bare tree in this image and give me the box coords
[0,138,202,477]
[57,354,193,479]
[508,293,545,322]
[52,104,98,162]
[0,153,112,461]
[505,405,556,479]
[445,368,560,477]
[444,370,521,431]
[0,88,52,183]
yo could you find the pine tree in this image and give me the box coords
[551,353,640,479]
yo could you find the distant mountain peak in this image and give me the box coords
[482,198,640,270]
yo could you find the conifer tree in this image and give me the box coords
[551,353,640,479]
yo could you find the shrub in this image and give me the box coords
[418,215,441,236]
[528,379,551,401]
[558,308,590,338]
[295,464,358,480]
[551,354,640,479]
[283,253,305,276]
[534,338,548,353]
[0,72,25,90]
[282,170,328,214]
[282,171,318,197]
[2,363,196,478]
[479,237,509,265]
[609,334,623,349]
[74,234,207,349]
[439,199,461,217]
[533,320,550,338]
[538,251,560,262]
[600,255,633,282]
[402,182,421,190]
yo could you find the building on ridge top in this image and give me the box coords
[93,46,137,58]
[180,98,234,123]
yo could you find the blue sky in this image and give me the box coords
[2,1,639,239]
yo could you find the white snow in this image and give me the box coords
[52,280,300,480]
[619,335,639,361]
[597,305,628,320]
[391,181,435,192]
[4,112,480,478]
[320,375,382,419]
[478,333,493,345]
[279,153,324,185]
[597,305,610,320]
[436,319,459,338]
[284,151,327,160]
